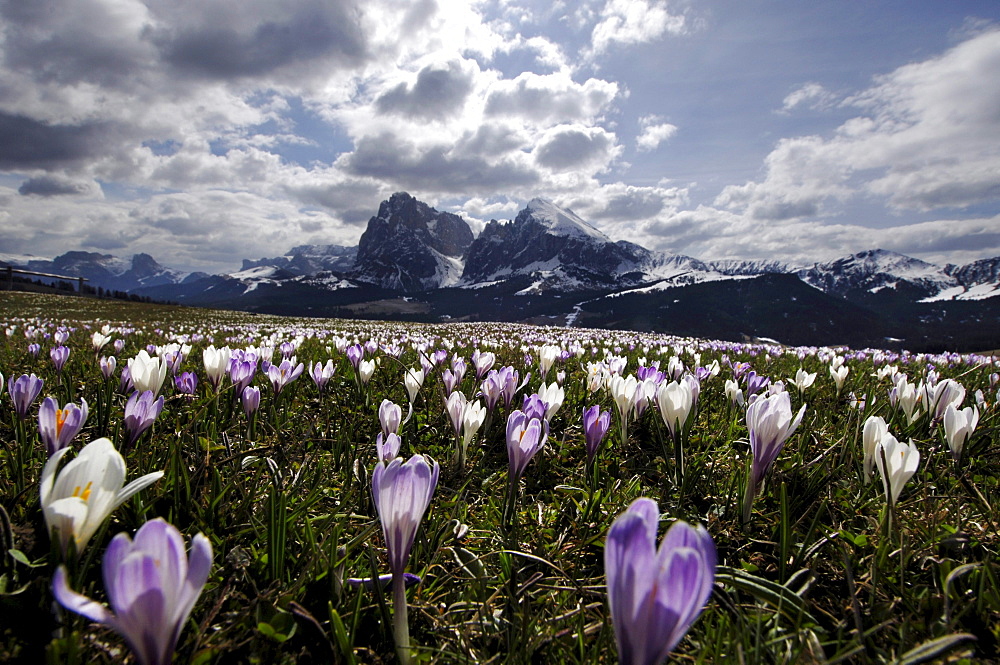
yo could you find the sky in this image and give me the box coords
[1,0,999,275]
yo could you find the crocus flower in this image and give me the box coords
[38,396,89,457]
[875,435,920,506]
[582,405,611,463]
[479,371,504,412]
[346,344,364,370]
[829,364,849,395]
[28,343,41,357]
[538,344,561,381]
[462,400,486,449]
[506,409,549,482]
[404,367,424,403]
[8,373,44,420]
[91,330,112,354]
[943,404,979,461]
[174,372,198,398]
[605,498,716,665]
[50,345,71,373]
[124,390,165,448]
[202,345,231,392]
[309,359,337,393]
[128,350,167,397]
[371,453,439,665]
[100,355,117,380]
[372,454,440,577]
[359,359,376,385]
[927,378,966,422]
[743,391,805,523]
[861,415,889,483]
[376,432,402,463]
[40,437,164,557]
[445,391,467,438]
[241,386,261,417]
[267,358,304,394]
[656,379,696,440]
[379,399,403,437]
[724,379,745,408]
[442,369,461,395]
[537,381,565,420]
[471,349,496,381]
[229,357,257,394]
[788,368,817,395]
[52,518,212,665]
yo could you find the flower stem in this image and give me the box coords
[392,571,411,665]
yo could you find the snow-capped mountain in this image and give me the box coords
[353,192,474,291]
[2,251,199,292]
[461,197,650,289]
[796,249,958,298]
[241,244,357,275]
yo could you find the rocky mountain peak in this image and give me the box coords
[353,192,474,291]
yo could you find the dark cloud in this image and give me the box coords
[18,175,97,197]
[0,112,114,169]
[151,4,368,79]
[375,61,474,119]
[535,128,614,170]
[342,132,538,193]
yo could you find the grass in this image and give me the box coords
[0,290,997,664]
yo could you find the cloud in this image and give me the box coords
[636,115,678,152]
[534,126,620,171]
[779,82,838,113]
[341,132,539,193]
[590,0,689,54]
[0,113,116,169]
[147,0,370,80]
[721,29,1000,221]
[375,59,476,120]
[484,72,618,124]
[18,175,102,198]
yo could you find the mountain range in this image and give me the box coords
[3,191,999,351]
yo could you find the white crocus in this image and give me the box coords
[40,437,164,557]
[656,380,695,439]
[404,367,424,403]
[725,379,745,409]
[537,381,565,420]
[128,350,167,397]
[462,400,486,448]
[359,359,376,385]
[861,415,889,483]
[943,404,979,461]
[788,368,817,395]
[830,364,849,395]
[203,344,232,391]
[875,435,920,506]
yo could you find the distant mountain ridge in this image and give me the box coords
[4,193,999,350]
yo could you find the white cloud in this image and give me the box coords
[779,82,838,113]
[636,115,678,151]
[717,29,1000,222]
[590,0,689,54]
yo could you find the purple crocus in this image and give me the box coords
[100,356,117,380]
[28,343,41,357]
[582,405,612,464]
[376,432,402,463]
[371,454,439,665]
[38,396,89,457]
[346,344,364,371]
[241,386,261,417]
[379,399,403,437]
[309,359,337,393]
[742,391,806,523]
[266,358,304,395]
[8,373,44,421]
[372,453,440,575]
[520,393,547,421]
[605,498,716,665]
[174,371,198,398]
[52,518,212,665]
[124,390,165,448]
[50,345,70,372]
[229,357,257,394]
[506,409,549,482]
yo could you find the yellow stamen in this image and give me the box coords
[55,409,67,437]
[72,481,93,502]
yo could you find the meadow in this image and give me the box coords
[0,290,997,664]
